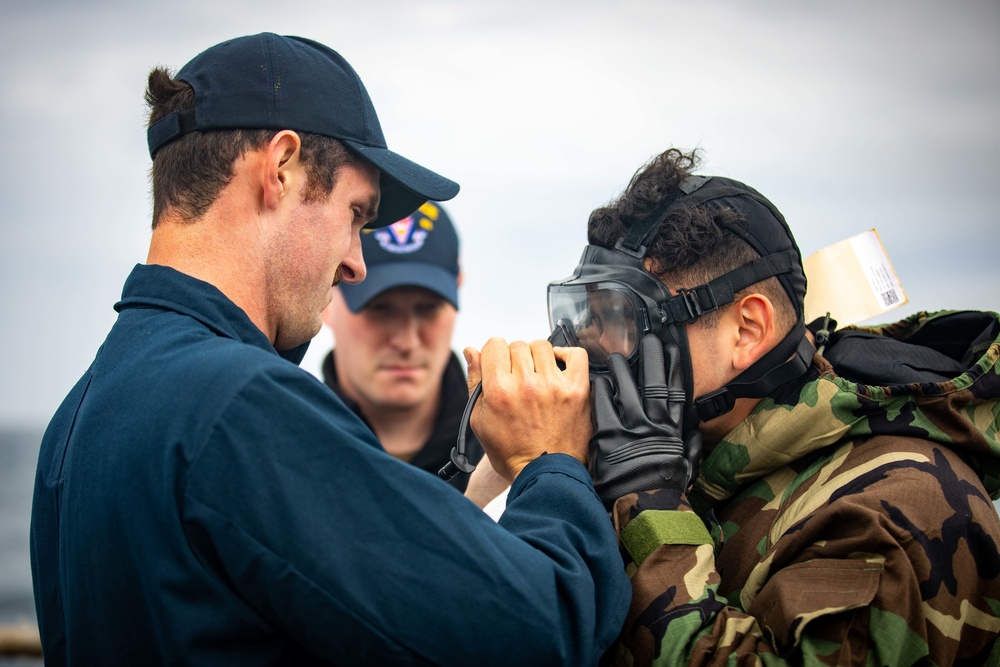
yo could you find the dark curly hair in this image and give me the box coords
[588,148,796,333]
[145,67,357,227]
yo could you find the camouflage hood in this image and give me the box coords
[696,309,1000,502]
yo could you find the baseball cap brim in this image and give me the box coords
[340,262,459,313]
[344,141,459,229]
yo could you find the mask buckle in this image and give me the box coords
[613,237,647,259]
[694,388,735,421]
[671,286,717,324]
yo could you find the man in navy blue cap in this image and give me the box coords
[321,201,483,492]
[30,33,629,666]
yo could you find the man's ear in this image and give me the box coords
[731,293,776,372]
[261,130,302,211]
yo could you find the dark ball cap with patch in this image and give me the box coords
[340,201,460,313]
[146,33,459,227]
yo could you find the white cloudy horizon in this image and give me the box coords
[1,0,998,428]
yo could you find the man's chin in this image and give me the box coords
[374,388,428,411]
[274,321,322,352]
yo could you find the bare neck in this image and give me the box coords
[146,195,272,342]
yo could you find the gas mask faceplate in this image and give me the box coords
[548,245,674,371]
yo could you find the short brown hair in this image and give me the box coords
[145,67,357,227]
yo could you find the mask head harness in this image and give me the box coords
[547,175,815,424]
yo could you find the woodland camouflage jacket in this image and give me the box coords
[606,310,1000,666]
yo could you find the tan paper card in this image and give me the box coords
[802,228,907,327]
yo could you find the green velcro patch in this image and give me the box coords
[621,509,712,565]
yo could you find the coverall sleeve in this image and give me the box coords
[183,367,631,666]
[605,447,1000,666]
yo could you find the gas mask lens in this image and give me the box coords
[547,285,644,369]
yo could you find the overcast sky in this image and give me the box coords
[1,0,998,428]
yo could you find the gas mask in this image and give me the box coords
[440,175,815,481]
[547,175,815,428]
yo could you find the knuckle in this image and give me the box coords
[529,338,552,352]
[483,336,506,351]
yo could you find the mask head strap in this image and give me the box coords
[661,250,800,325]
[614,176,711,259]
[694,321,815,421]
[614,176,802,327]
[609,174,813,422]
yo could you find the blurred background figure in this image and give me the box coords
[322,201,483,491]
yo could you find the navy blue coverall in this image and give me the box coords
[30,264,630,666]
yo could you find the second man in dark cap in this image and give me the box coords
[321,201,483,490]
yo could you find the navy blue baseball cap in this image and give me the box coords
[146,33,459,228]
[340,201,460,312]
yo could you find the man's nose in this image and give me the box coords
[388,311,420,350]
[338,235,367,285]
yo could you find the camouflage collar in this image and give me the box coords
[694,311,1000,502]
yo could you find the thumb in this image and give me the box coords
[464,347,482,396]
[591,375,624,436]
